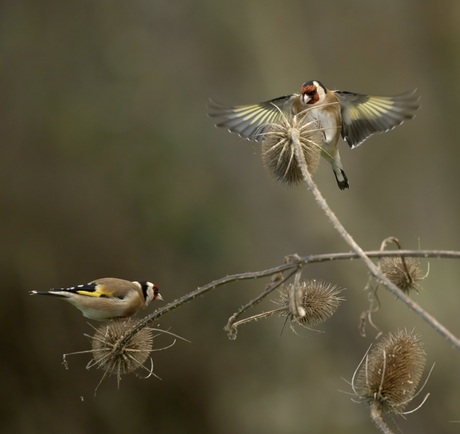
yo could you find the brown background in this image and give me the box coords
[1,1,459,433]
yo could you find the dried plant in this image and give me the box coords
[90,318,155,377]
[62,318,186,394]
[277,280,344,328]
[224,277,343,337]
[30,96,460,434]
[380,257,424,294]
[261,112,322,184]
[351,330,431,433]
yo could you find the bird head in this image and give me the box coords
[300,80,327,105]
[140,281,163,305]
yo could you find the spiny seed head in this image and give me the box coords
[262,114,322,184]
[278,280,344,327]
[355,329,426,414]
[380,257,424,294]
[91,318,153,377]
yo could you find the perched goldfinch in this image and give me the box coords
[209,80,420,189]
[30,278,163,320]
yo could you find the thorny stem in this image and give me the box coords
[224,267,298,338]
[370,401,394,434]
[289,126,460,351]
[230,307,286,330]
[112,248,460,353]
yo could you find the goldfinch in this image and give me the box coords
[209,80,420,189]
[30,278,163,320]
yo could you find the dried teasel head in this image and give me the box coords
[278,280,344,328]
[62,319,188,395]
[90,318,154,380]
[353,329,427,414]
[380,257,424,294]
[261,113,322,184]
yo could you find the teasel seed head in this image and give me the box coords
[278,280,344,328]
[261,114,322,184]
[354,329,427,414]
[380,257,424,294]
[90,318,153,378]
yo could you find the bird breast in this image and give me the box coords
[304,103,341,149]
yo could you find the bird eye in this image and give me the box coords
[307,89,316,96]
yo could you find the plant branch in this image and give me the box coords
[370,401,394,434]
[290,126,460,350]
[111,248,460,353]
[224,267,298,339]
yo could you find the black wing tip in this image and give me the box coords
[345,136,358,149]
[390,89,421,115]
[211,120,257,142]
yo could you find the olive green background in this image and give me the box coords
[1,1,459,433]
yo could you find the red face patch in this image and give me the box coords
[301,84,319,104]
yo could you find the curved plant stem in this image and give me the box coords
[370,401,394,434]
[289,126,460,350]
[112,248,460,353]
[224,267,298,339]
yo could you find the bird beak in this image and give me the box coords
[301,93,310,105]
[156,293,164,301]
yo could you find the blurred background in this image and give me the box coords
[1,0,459,433]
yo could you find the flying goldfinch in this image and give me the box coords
[210,80,419,189]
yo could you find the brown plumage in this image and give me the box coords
[30,277,162,320]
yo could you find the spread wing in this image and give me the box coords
[209,95,297,142]
[335,89,420,148]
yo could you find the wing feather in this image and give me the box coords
[336,89,420,148]
[209,95,297,142]
[50,281,115,298]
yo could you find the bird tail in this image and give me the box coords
[333,167,349,190]
[29,290,67,298]
[325,152,349,190]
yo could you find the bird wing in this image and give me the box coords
[335,89,420,148]
[76,282,115,298]
[209,95,297,142]
[50,280,119,298]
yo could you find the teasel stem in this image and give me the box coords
[226,279,344,337]
[370,401,394,434]
[111,248,460,353]
[289,125,460,350]
[351,330,429,431]
[224,267,299,339]
[230,308,286,330]
[106,249,460,354]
